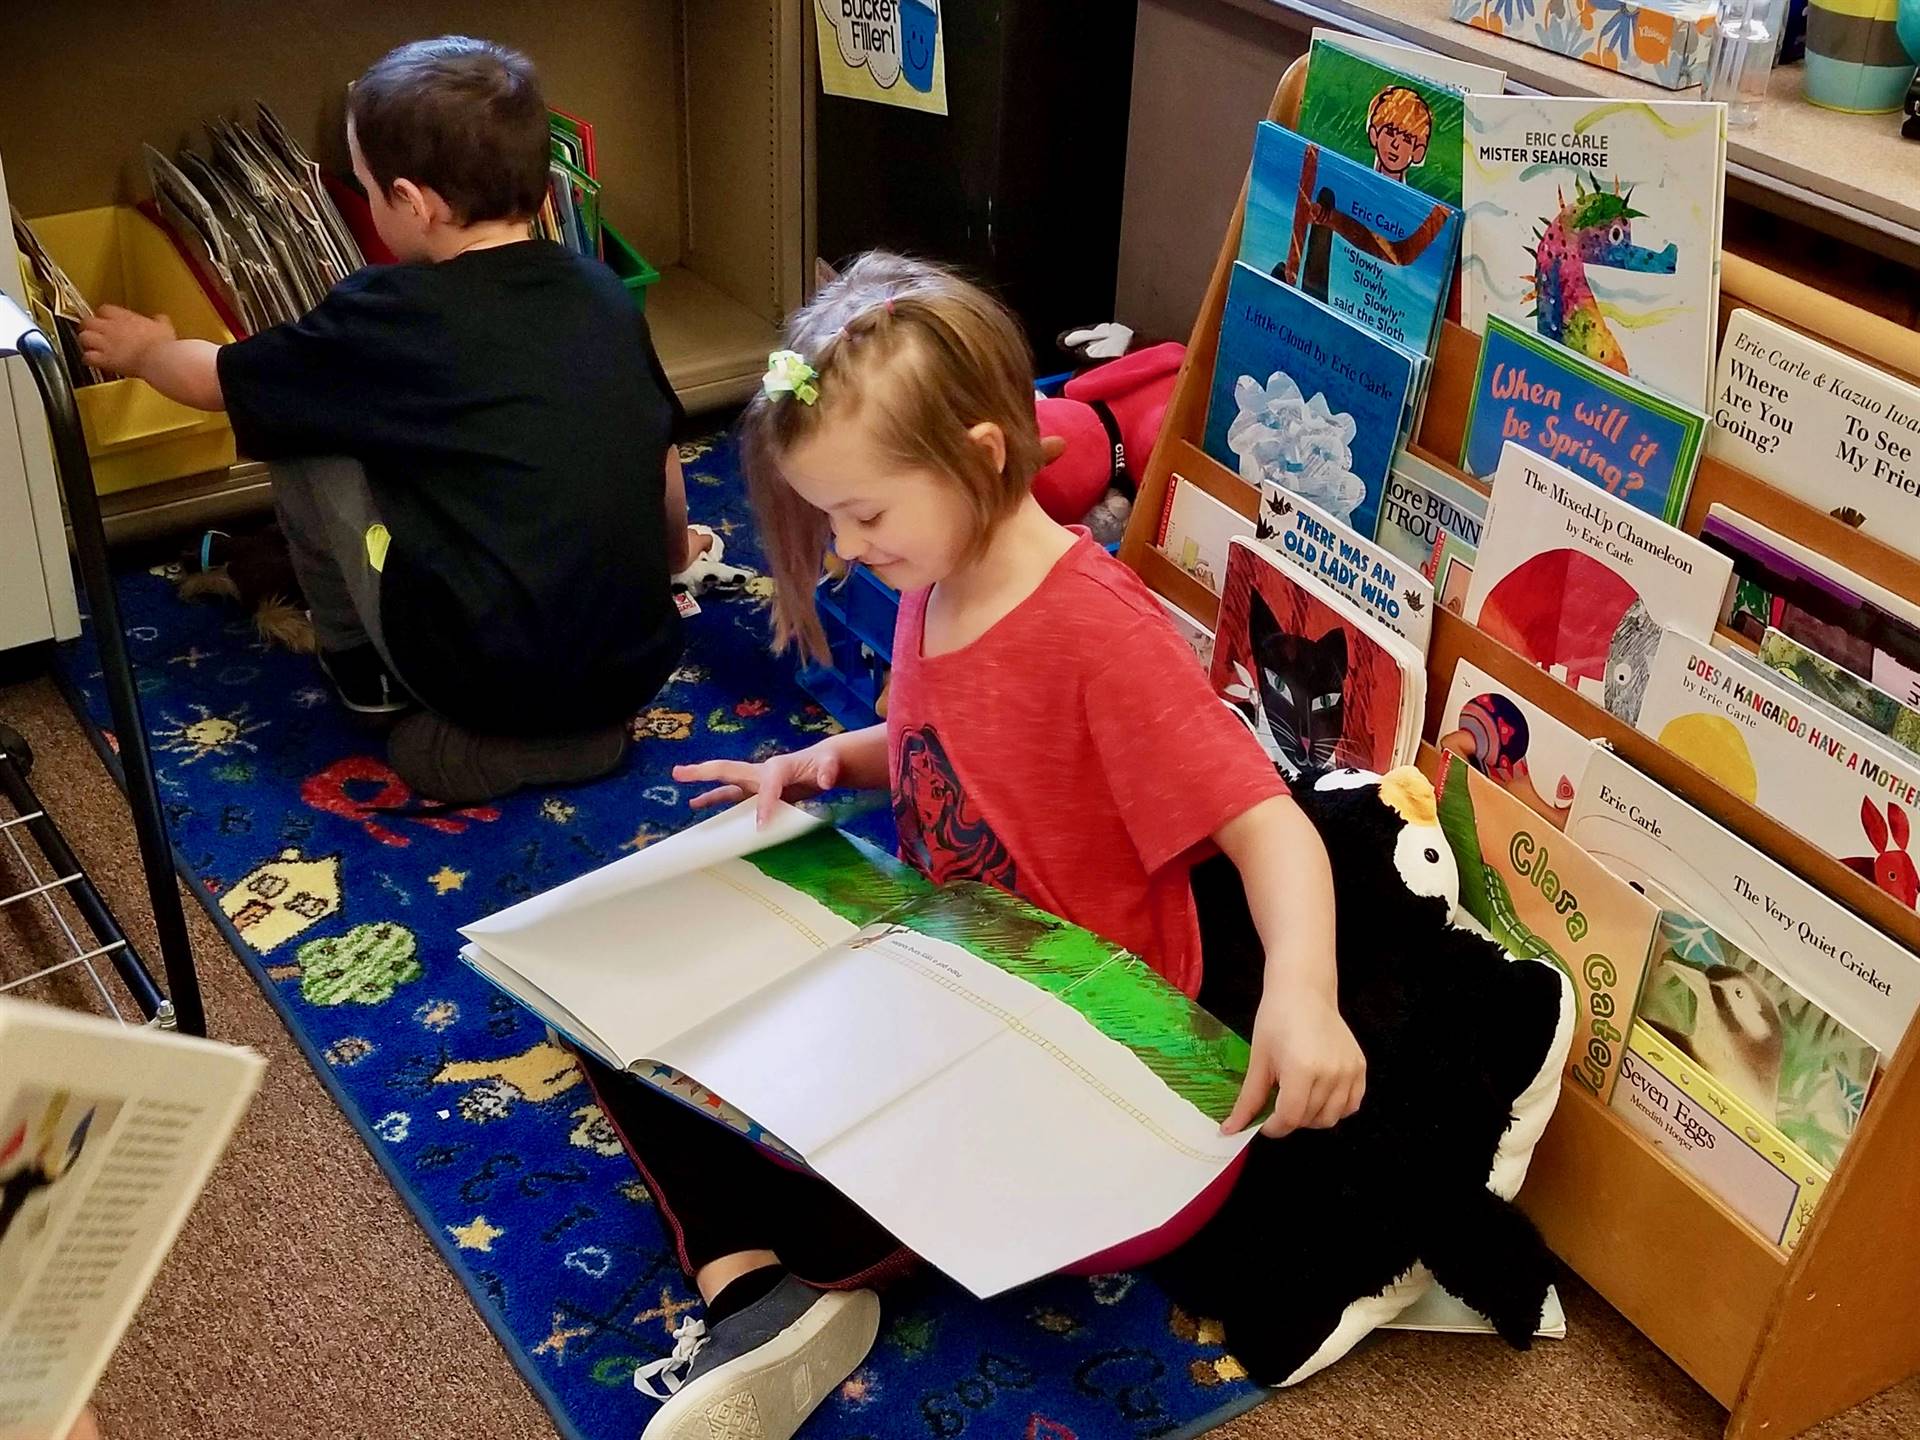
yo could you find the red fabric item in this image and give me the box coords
[886,534,1287,997]
[1062,1148,1249,1274]
[1031,395,1112,522]
[1063,340,1184,474]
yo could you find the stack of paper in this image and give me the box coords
[144,102,365,335]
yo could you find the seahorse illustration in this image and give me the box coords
[1522,174,1676,376]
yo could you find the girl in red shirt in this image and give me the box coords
[594,254,1363,1440]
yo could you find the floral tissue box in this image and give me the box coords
[1450,0,1717,89]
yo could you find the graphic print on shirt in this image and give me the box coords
[893,723,1019,889]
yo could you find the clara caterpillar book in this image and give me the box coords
[1461,95,1725,411]
[1427,749,1657,1103]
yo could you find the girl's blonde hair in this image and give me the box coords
[743,252,1044,660]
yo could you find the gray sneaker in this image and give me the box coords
[634,1277,880,1440]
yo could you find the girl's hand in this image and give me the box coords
[673,740,845,827]
[77,305,175,378]
[1223,984,1366,1138]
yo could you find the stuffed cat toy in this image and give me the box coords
[176,523,315,653]
[1158,765,1575,1386]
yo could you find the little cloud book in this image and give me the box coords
[1209,537,1423,779]
[1568,746,1920,1058]
[1710,309,1920,556]
[1241,121,1461,357]
[1632,631,1920,916]
[1461,315,1706,523]
[1204,261,1418,543]
[1297,37,1467,207]
[459,802,1256,1298]
[1463,442,1732,716]
[1429,751,1656,1104]
[1461,94,1725,412]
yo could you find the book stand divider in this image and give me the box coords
[1117,62,1920,1440]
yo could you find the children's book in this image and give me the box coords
[1210,537,1423,779]
[1702,505,1920,708]
[1253,481,1435,652]
[1437,657,1594,828]
[1309,27,1505,97]
[459,805,1257,1298]
[1568,745,1920,1058]
[1155,473,1255,596]
[0,999,264,1440]
[1710,309,1920,556]
[1637,909,1876,1170]
[1758,628,1920,761]
[1462,443,1732,716]
[1242,122,1461,357]
[1204,262,1418,543]
[1298,38,1466,207]
[1614,1023,1828,1252]
[1461,95,1726,411]
[1632,629,1920,915]
[1375,447,1489,584]
[1156,592,1216,671]
[1460,315,1707,523]
[1428,750,1658,1103]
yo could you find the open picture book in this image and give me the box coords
[459,803,1257,1298]
[0,999,263,1440]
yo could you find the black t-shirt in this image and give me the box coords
[217,241,684,734]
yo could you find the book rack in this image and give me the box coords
[1118,61,1920,1440]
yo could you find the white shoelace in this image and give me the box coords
[634,1316,709,1400]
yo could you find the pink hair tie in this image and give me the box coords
[884,298,895,316]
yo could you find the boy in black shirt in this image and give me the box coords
[80,36,733,802]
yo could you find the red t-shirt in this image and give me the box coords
[885,537,1288,997]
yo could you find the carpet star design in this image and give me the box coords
[429,865,467,895]
[449,1214,505,1252]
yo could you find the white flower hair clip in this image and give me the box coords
[762,349,819,405]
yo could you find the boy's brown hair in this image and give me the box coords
[1366,86,1433,142]
[348,36,550,224]
[744,253,1045,661]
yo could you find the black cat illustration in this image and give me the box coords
[1234,591,1349,777]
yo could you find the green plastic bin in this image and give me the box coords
[601,222,661,313]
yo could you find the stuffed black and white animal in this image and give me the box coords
[1158,765,1575,1386]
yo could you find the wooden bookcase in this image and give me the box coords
[0,0,807,543]
[1119,63,1920,1439]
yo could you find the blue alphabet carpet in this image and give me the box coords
[52,435,1268,1440]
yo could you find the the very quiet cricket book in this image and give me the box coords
[460,802,1256,1298]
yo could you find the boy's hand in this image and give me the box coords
[1224,984,1366,1138]
[674,740,844,827]
[78,306,176,378]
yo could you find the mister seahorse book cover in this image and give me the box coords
[1461,95,1725,412]
[1461,315,1707,523]
[1241,121,1461,358]
[1204,262,1418,542]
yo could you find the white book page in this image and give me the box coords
[807,976,1253,1297]
[0,1001,263,1440]
[1384,1283,1566,1337]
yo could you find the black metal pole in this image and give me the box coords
[0,738,167,1018]
[16,331,205,1035]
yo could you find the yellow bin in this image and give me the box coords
[29,206,238,494]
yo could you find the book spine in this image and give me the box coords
[1613,1023,1828,1251]
[1157,474,1183,549]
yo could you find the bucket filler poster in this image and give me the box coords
[815,0,949,115]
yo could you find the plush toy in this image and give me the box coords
[1158,764,1575,1387]
[176,523,315,652]
[1032,341,1185,533]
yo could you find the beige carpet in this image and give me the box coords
[2,670,1916,1440]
